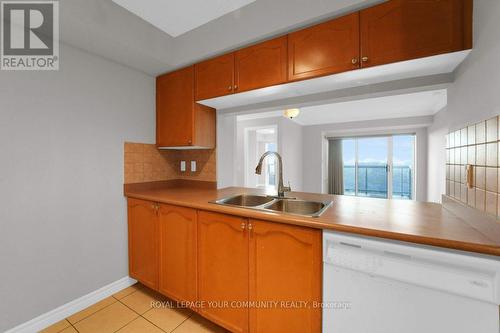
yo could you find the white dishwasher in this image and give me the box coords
[323,231,500,333]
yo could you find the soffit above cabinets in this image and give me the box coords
[112,0,256,37]
[293,89,447,126]
[236,89,446,126]
[198,50,470,110]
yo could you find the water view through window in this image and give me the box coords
[342,135,415,200]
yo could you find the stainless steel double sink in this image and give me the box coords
[212,194,332,218]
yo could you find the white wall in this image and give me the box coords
[280,118,303,191]
[0,44,155,331]
[216,113,237,189]
[217,116,303,191]
[427,107,449,202]
[302,116,431,201]
[236,117,303,191]
[218,114,430,201]
[427,0,500,202]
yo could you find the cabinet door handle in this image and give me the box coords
[241,222,246,230]
[227,86,232,91]
[351,58,358,64]
[247,223,253,230]
[234,85,238,90]
[361,56,369,62]
[466,165,474,188]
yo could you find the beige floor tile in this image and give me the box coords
[173,315,227,333]
[74,301,138,333]
[113,283,143,300]
[67,296,116,324]
[143,306,191,332]
[120,287,165,314]
[60,326,78,333]
[117,317,164,333]
[39,319,71,333]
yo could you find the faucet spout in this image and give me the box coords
[255,151,291,197]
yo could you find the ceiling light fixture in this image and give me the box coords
[284,108,300,119]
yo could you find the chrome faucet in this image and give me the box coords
[255,151,291,198]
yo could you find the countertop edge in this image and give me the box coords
[124,190,500,257]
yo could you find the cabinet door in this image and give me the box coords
[249,220,322,333]
[127,198,159,290]
[156,66,194,147]
[360,0,472,68]
[158,204,197,303]
[195,53,235,100]
[235,36,288,93]
[288,12,360,81]
[198,211,249,333]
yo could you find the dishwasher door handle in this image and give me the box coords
[383,250,412,260]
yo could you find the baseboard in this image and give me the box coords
[5,276,137,333]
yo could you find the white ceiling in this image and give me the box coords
[112,0,256,37]
[237,90,447,126]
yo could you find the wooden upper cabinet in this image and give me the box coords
[360,0,473,68]
[157,66,215,148]
[248,220,322,333]
[157,66,194,147]
[288,12,360,81]
[197,211,249,333]
[235,36,288,93]
[158,204,197,304]
[161,1,472,107]
[127,198,159,290]
[195,53,235,100]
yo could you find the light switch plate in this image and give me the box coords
[180,161,186,172]
[191,161,197,172]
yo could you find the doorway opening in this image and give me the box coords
[244,126,278,190]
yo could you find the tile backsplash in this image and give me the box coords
[446,116,500,218]
[124,142,216,184]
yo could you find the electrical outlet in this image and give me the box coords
[180,161,186,172]
[191,161,197,172]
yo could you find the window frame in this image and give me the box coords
[334,134,416,200]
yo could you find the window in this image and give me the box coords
[244,126,278,190]
[340,135,415,200]
[392,135,414,200]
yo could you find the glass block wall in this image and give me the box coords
[446,116,500,217]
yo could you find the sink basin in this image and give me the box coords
[264,199,331,217]
[215,194,274,207]
[213,194,332,217]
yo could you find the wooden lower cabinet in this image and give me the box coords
[158,204,197,303]
[127,198,159,290]
[248,219,322,333]
[128,202,322,333]
[197,211,249,333]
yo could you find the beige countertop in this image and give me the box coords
[124,181,500,256]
